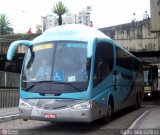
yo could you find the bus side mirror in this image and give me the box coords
[7,40,32,61]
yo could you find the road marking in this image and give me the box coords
[128,109,152,129]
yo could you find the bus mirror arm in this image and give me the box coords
[7,40,32,61]
[113,71,117,90]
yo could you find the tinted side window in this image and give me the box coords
[130,57,140,71]
[116,47,133,70]
[94,42,114,87]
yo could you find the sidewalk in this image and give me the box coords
[0,107,20,122]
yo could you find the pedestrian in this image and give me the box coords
[143,11,149,20]
[132,13,137,22]
[89,21,93,27]
[27,28,32,35]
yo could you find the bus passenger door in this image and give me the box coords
[92,42,114,104]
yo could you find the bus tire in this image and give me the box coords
[101,100,113,124]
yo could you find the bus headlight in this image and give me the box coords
[71,100,92,110]
[19,99,31,109]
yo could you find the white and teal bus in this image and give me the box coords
[7,24,144,123]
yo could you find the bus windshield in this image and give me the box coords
[21,41,90,94]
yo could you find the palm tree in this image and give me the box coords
[52,1,69,25]
[0,14,13,35]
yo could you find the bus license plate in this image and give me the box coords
[44,113,56,118]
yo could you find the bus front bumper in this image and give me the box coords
[19,99,105,123]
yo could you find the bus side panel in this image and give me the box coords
[114,65,144,112]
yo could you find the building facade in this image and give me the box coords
[41,6,92,32]
[99,19,159,52]
[99,19,160,63]
[77,6,92,25]
[41,15,57,32]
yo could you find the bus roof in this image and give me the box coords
[33,24,111,43]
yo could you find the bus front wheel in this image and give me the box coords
[101,101,113,123]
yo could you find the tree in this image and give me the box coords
[0,14,13,35]
[52,1,69,25]
[36,25,42,34]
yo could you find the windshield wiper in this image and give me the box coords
[25,81,51,91]
[24,81,82,92]
[52,81,83,92]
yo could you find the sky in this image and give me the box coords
[0,0,150,33]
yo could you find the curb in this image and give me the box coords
[0,114,20,123]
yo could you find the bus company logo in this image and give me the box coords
[1,129,8,135]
